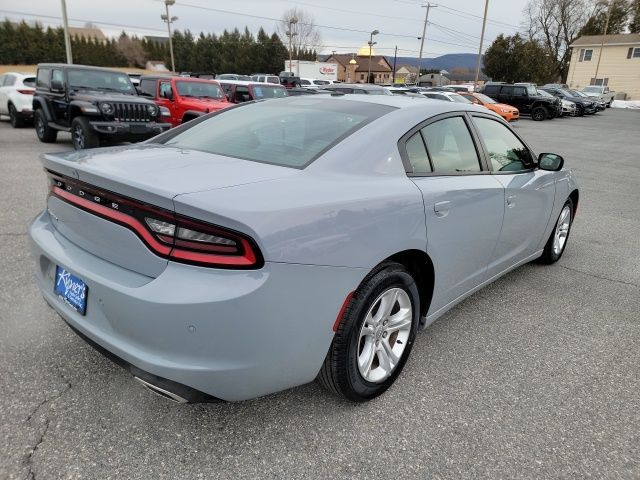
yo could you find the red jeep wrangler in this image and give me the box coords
[139,75,231,127]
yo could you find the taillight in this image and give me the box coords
[17,89,34,95]
[47,171,263,269]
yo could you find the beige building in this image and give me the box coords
[567,33,640,100]
[326,46,392,84]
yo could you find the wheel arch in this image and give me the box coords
[383,249,435,320]
[181,110,204,123]
[569,189,579,213]
[32,97,53,121]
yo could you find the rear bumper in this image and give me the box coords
[29,209,365,401]
[89,120,171,138]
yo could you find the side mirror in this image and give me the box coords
[51,79,64,92]
[538,153,564,171]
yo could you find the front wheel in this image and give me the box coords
[537,198,574,264]
[576,104,585,117]
[531,106,547,121]
[71,116,100,150]
[607,100,612,108]
[318,262,420,402]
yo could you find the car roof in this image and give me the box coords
[140,75,219,84]
[36,63,124,73]
[324,83,386,90]
[217,80,285,87]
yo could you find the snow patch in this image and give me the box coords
[611,100,640,109]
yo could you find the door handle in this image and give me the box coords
[506,195,516,208]
[434,201,451,217]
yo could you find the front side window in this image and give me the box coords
[513,86,527,97]
[421,117,481,173]
[405,131,431,174]
[158,99,394,168]
[159,82,173,98]
[473,117,533,172]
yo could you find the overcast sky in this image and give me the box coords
[1,0,528,58]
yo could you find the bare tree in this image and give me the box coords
[277,7,321,55]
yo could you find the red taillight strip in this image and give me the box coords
[52,186,172,255]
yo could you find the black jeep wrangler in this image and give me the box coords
[480,83,561,121]
[33,64,171,149]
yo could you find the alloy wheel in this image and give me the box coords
[553,205,571,256]
[9,104,17,127]
[73,125,85,149]
[357,287,412,383]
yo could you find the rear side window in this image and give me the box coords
[22,77,36,88]
[483,85,499,95]
[37,68,50,88]
[473,117,533,172]
[158,99,394,168]
[139,78,157,97]
[3,74,16,86]
[405,132,431,174]
[421,117,481,173]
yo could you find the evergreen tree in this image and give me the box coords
[630,0,640,32]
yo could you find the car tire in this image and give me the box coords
[536,198,574,265]
[71,116,100,150]
[607,100,612,108]
[576,104,585,116]
[531,106,547,121]
[318,261,420,402]
[8,103,25,128]
[34,109,57,143]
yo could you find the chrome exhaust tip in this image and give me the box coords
[134,376,189,403]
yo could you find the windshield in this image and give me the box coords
[557,89,574,97]
[67,69,135,94]
[570,90,586,97]
[176,81,224,99]
[251,85,288,99]
[365,88,393,95]
[537,89,553,98]
[450,93,473,104]
[583,86,601,93]
[157,99,394,168]
[473,93,496,104]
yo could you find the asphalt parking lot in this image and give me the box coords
[1,109,639,479]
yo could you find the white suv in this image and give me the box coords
[0,72,36,127]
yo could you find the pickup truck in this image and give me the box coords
[581,85,615,107]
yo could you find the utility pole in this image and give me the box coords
[286,17,298,74]
[161,0,178,72]
[417,3,436,83]
[593,0,612,85]
[392,45,398,84]
[60,0,73,64]
[474,0,489,90]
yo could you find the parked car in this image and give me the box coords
[444,85,470,93]
[299,78,322,89]
[29,96,578,403]
[250,74,281,84]
[217,80,288,103]
[180,72,216,80]
[138,75,231,127]
[322,83,392,95]
[482,83,561,121]
[286,88,332,96]
[0,72,36,127]
[537,89,577,116]
[539,87,597,116]
[216,74,252,81]
[33,64,171,149]
[422,91,473,104]
[459,92,519,122]
[580,85,615,107]
[571,90,606,111]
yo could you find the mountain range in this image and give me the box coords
[385,53,482,71]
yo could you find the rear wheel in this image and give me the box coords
[71,116,100,150]
[537,198,574,264]
[8,103,25,128]
[318,262,420,402]
[531,106,547,121]
[34,109,57,143]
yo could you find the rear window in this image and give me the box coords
[157,99,394,168]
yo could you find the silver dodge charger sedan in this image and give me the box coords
[29,95,578,402]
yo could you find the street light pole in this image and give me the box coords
[367,29,379,84]
[286,17,298,74]
[161,0,178,72]
[60,0,73,64]
[417,3,436,83]
[474,0,489,90]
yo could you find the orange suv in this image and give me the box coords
[460,92,519,122]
